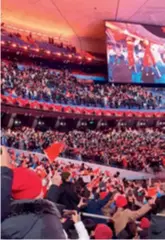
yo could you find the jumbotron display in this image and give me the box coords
[105,21,165,84]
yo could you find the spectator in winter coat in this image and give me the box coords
[1,167,66,239]
[1,146,13,222]
[57,172,80,210]
[149,195,165,239]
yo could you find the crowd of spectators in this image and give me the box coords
[1,61,164,110]
[1,145,165,239]
[1,126,165,172]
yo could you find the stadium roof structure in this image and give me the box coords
[2,0,165,53]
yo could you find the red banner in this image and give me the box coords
[2,95,165,118]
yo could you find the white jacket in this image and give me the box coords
[64,221,90,240]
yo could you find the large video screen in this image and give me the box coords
[105,21,165,84]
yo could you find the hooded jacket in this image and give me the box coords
[148,214,165,239]
[1,199,66,239]
[1,166,13,222]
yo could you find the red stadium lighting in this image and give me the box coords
[46,50,50,54]
[12,43,17,48]
[1,40,5,45]
[68,54,72,58]
[78,56,82,60]
[23,46,28,50]
[35,48,39,52]
[56,52,61,56]
[87,57,92,61]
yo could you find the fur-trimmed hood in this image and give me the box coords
[7,198,61,218]
[1,199,65,239]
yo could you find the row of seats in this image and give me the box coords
[1,60,165,110]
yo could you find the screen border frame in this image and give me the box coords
[104,19,165,86]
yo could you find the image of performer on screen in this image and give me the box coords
[141,40,162,81]
[126,37,136,72]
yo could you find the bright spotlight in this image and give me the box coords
[12,43,17,48]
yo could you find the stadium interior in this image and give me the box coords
[1,0,165,239]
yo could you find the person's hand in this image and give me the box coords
[0,146,12,168]
[77,197,87,208]
[52,171,61,186]
[72,211,80,223]
[96,187,100,194]
[61,218,67,223]
[148,195,157,206]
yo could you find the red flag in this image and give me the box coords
[147,187,157,197]
[87,177,100,190]
[44,142,65,163]
[93,168,100,175]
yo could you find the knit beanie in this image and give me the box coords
[94,224,113,239]
[140,217,150,229]
[12,167,42,200]
[116,195,128,208]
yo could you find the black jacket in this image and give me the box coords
[59,182,80,210]
[48,182,79,210]
[148,214,165,239]
[1,199,66,239]
[46,184,66,214]
[46,184,60,203]
[1,166,13,222]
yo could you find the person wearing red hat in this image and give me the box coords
[140,217,150,229]
[94,224,113,239]
[12,167,43,199]
[115,195,128,208]
[1,167,66,239]
[112,195,156,237]
[138,217,150,239]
